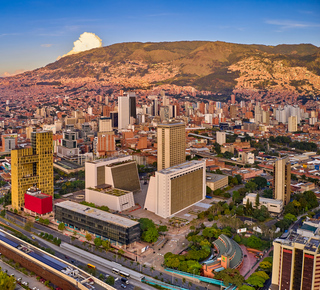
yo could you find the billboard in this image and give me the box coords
[237,228,247,234]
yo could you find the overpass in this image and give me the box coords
[191,151,247,166]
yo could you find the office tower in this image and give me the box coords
[88,107,93,115]
[160,106,170,121]
[230,105,237,119]
[152,99,159,116]
[288,116,297,132]
[94,133,116,157]
[272,233,320,290]
[99,117,113,132]
[216,102,222,110]
[145,160,206,218]
[11,131,53,210]
[129,92,136,120]
[157,122,185,171]
[216,131,226,145]
[161,91,169,106]
[118,96,130,129]
[273,157,291,206]
[262,110,270,125]
[110,112,118,129]
[255,104,262,123]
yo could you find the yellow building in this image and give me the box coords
[11,131,53,210]
[157,122,185,171]
[273,157,291,206]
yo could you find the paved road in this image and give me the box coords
[244,247,273,279]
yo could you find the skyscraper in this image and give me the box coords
[157,122,185,171]
[11,131,53,210]
[118,95,129,129]
[288,116,297,132]
[216,131,226,145]
[273,157,291,206]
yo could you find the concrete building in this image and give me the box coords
[288,115,297,132]
[145,160,206,218]
[94,133,116,157]
[118,96,130,129]
[243,193,283,213]
[238,151,255,164]
[157,122,185,171]
[24,186,52,216]
[85,185,135,212]
[272,232,320,290]
[1,134,17,153]
[206,173,228,191]
[11,131,53,210]
[273,157,291,206]
[216,131,226,145]
[55,201,140,245]
[99,117,113,132]
[85,155,140,193]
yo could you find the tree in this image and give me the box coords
[239,286,255,290]
[158,225,168,233]
[234,235,241,243]
[246,275,266,287]
[106,275,115,285]
[85,233,92,242]
[58,223,65,231]
[0,271,16,290]
[0,209,5,217]
[247,235,262,249]
[214,268,245,287]
[139,218,155,232]
[284,213,297,223]
[245,181,258,192]
[260,261,272,270]
[255,193,260,209]
[253,271,269,280]
[94,237,102,247]
[252,176,267,189]
[142,227,159,243]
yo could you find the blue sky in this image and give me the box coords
[1,0,319,76]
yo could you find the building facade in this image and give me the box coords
[145,160,206,218]
[157,122,185,171]
[273,157,291,206]
[11,131,53,210]
[216,131,226,145]
[272,233,320,290]
[55,201,140,245]
[243,193,283,213]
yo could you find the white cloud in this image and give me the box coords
[1,69,26,77]
[266,19,320,30]
[61,32,102,58]
[41,44,53,47]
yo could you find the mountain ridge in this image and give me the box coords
[2,41,320,95]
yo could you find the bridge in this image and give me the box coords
[191,151,248,166]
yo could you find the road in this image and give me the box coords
[0,216,215,290]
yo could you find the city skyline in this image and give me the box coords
[1,0,320,76]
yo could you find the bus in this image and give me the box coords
[119,271,130,278]
[87,264,96,269]
[112,268,120,275]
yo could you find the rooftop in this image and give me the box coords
[55,201,139,228]
[89,186,130,197]
[206,173,227,182]
[86,155,129,164]
[159,160,205,175]
[246,193,283,205]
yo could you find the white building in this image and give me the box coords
[144,160,206,218]
[118,96,130,129]
[216,131,226,145]
[243,193,283,213]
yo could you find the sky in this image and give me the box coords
[1,0,319,76]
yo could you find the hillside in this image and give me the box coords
[3,41,320,94]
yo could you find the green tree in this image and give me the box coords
[239,286,255,290]
[253,271,269,280]
[58,223,65,231]
[245,181,258,192]
[252,176,267,189]
[247,235,262,249]
[284,213,297,223]
[158,225,168,233]
[138,218,155,231]
[214,268,245,287]
[94,237,102,247]
[142,227,159,243]
[255,193,260,209]
[246,275,266,287]
[106,275,115,285]
[260,261,272,270]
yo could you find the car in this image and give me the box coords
[115,278,119,282]
[121,284,127,289]
[17,277,22,282]
[10,274,14,277]
[244,254,247,258]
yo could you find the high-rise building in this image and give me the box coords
[273,157,291,206]
[288,116,297,132]
[231,94,236,104]
[157,122,185,171]
[145,160,206,218]
[230,105,237,119]
[272,232,320,290]
[11,131,53,210]
[216,131,226,145]
[118,96,129,129]
[99,117,113,132]
[129,92,136,120]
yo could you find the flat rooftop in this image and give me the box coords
[54,159,83,170]
[56,201,139,228]
[246,193,283,205]
[158,122,185,127]
[159,160,204,175]
[90,186,130,196]
[206,173,227,182]
[86,155,129,164]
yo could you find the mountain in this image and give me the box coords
[3,41,320,95]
